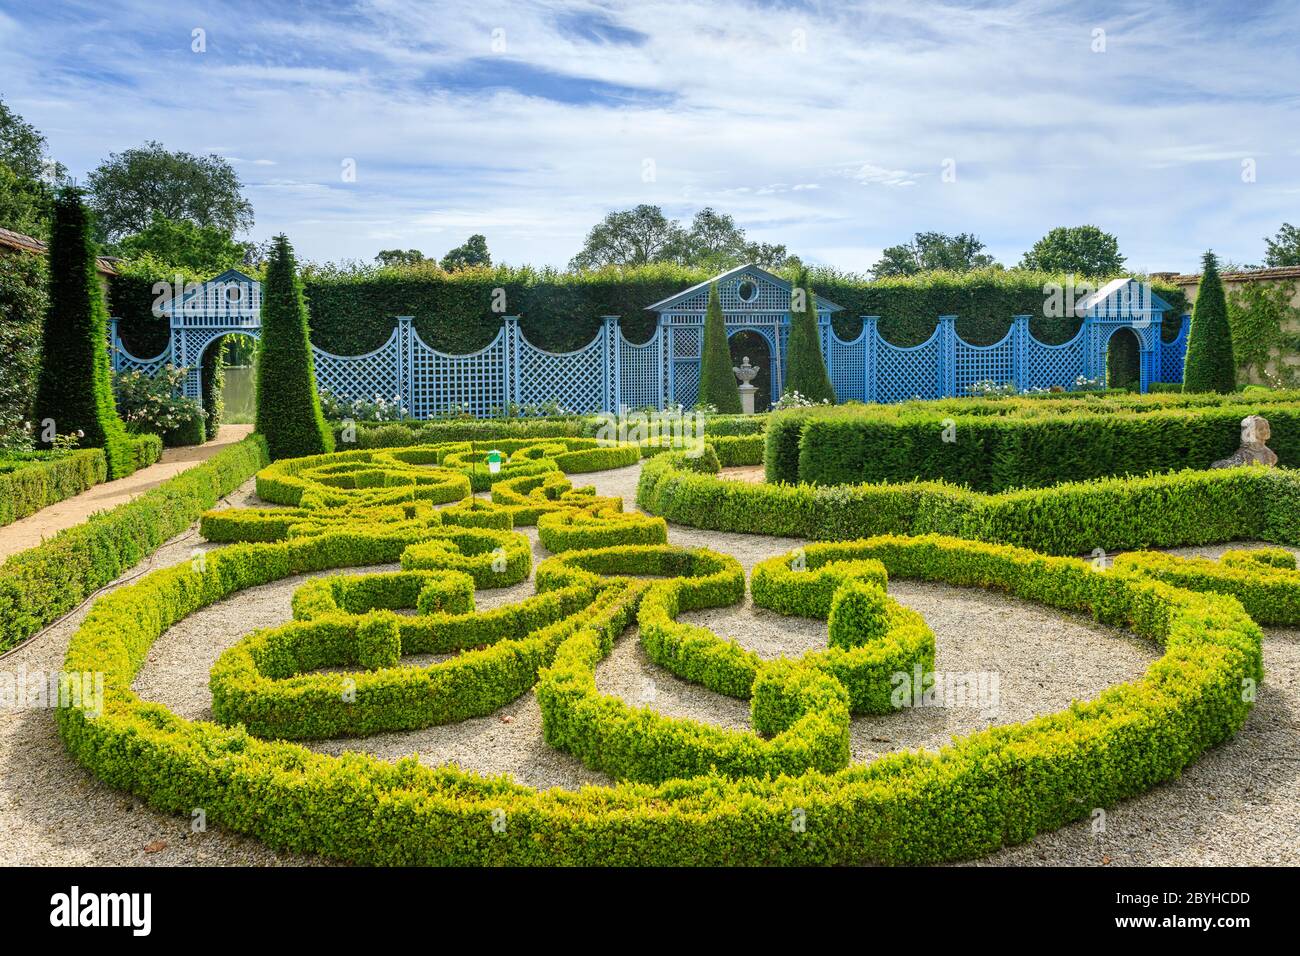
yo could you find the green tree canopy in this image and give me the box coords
[570,204,793,271]
[1182,251,1236,394]
[1263,223,1300,267]
[87,141,253,241]
[375,249,427,268]
[0,96,66,239]
[440,234,491,270]
[116,215,252,273]
[1019,225,1125,277]
[255,234,334,460]
[870,232,998,278]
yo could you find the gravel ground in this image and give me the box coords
[1,462,1296,866]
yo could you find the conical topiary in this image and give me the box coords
[255,234,334,459]
[695,282,741,413]
[32,188,134,477]
[1182,251,1236,393]
[783,268,836,403]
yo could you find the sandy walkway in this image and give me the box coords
[0,424,254,563]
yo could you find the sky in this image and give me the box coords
[1,0,1297,274]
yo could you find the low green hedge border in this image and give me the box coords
[1112,548,1300,626]
[0,433,267,652]
[0,449,105,527]
[59,529,1261,865]
[638,450,1300,556]
[210,568,605,739]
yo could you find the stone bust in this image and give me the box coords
[1212,415,1278,468]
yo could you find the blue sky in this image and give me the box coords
[2,0,1297,273]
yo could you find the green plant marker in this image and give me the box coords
[487,449,503,474]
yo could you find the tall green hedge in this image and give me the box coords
[0,249,46,441]
[696,283,741,413]
[107,265,1191,360]
[1183,252,1236,393]
[32,190,134,478]
[255,236,333,460]
[784,270,835,402]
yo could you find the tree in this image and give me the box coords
[783,268,835,403]
[116,215,251,273]
[695,283,741,413]
[682,208,746,268]
[870,232,998,278]
[1263,223,1300,267]
[0,96,66,239]
[87,141,253,241]
[376,249,427,268]
[32,189,133,476]
[255,234,334,459]
[1182,251,1236,394]
[570,205,686,269]
[440,234,491,270]
[1019,225,1125,277]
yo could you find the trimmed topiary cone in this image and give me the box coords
[32,188,134,478]
[255,234,335,460]
[783,267,836,404]
[1183,251,1236,393]
[696,282,741,413]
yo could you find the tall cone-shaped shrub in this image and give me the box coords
[32,188,134,477]
[1182,251,1236,393]
[783,269,836,403]
[256,235,334,459]
[696,282,741,413]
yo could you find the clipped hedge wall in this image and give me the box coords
[0,433,267,651]
[783,401,1300,491]
[108,266,1191,361]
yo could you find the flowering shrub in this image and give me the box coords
[319,391,409,422]
[113,366,206,437]
[966,380,1018,397]
[1072,374,1105,392]
[771,390,831,411]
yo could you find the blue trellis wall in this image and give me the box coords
[108,269,1191,419]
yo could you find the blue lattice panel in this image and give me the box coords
[314,331,402,405]
[515,332,605,413]
[875,335,940,403]
[410,331,507,418]
[672,360,700,409]
[672,325,702,359]
[1159,330,1188,382]
[1025,329,1086,390]
[954,332,1014,395]
[830,330,866,402]
[620,331,663,410]
[112,344,172,378]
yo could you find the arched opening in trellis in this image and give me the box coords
[727,329,773,412]
[1106,326,1141,390]
[199,331,259,427]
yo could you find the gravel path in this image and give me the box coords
[1,461,1296,866]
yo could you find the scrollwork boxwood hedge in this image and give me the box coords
[0,449,106,528]
[638,449,1300,556]
[58,526,1263,865]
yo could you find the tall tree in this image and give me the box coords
[1019,225,1125,277]
[870,231,998,278]
[0,96,66,238]
[1182,251,1236,394]
[440,234,491,270]
[375,249,426,268]
[1263,223,1300,267]
[696,283,741,413]
[255,235,334,460]
[32,189,133,476]
[569,205,685,269]
[87,141,253,240]
[116,215,251,273]
[783,269,835,403]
